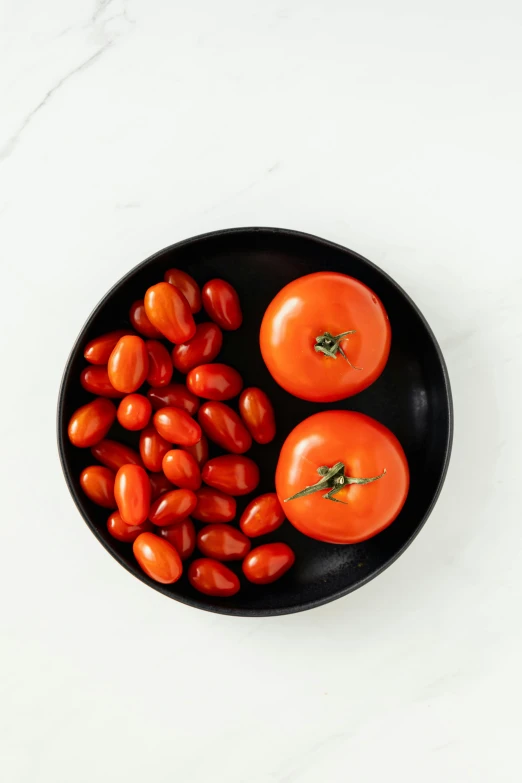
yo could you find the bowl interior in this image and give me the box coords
[58,228,452,616]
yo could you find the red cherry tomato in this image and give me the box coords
[80,465,116,508]
[202,279,242,330]
[108,335,149,393]
[68,398,116,448]
[80,366,125,398]
[202,455,259,496]
[185,434,209,468]
[145,340,173,387]
[164,268,201,314]
[188,558,240,597]
[84,329,131,365]
[114,464,151,525]
[148,472,174,501]
[192,487,236,523]
[144,282,196,344]
[139,426,171,472]
[198,401,251,454]
[153,407,201,447]
[91,439,143,471]
[239,387,276,444]
[133,532,183,584]
[149,488,197,526]
[171,323,223,374]
[162,449,201,490]
[107,511,153,543]
[242,543,295,584]
[276,410,409,544]
[197,525,251,561]
[187,363,243,401]
[117,394,152,431]
[157,518,196,560]
[129,300,162,339]
[147,384,200,415]
[239,493,285,537]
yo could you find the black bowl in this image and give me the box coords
[57,227,452,616]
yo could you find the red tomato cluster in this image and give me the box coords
[68,271,294,595]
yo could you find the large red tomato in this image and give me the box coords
[276,411,409,544]
[260,272,391,401]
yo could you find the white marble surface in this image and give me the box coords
[2,1,522,781]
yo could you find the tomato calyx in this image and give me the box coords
[284,462,386,504]
[315,330,362,370]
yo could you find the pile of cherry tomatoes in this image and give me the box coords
[68,271,294,597]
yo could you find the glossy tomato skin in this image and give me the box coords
[153,407,202,447]
[260,272,391,402]
[80,366,125,398]
[147,384,200,415]
[187,364,243,401]
[157,518,196,560]
[68,398,116,448]
[202,279,242,330]
[198,401,252,454]
[80,465,116,508]
[117,394,152,431]
[202,455,259,496]
[144,282,196,344]
[115,465,151,526]
[239,493,285,537]
[149,488,197,526]
[108,335,149,393]
[276,410,409,544]
[148,472,174,501]
[239,387,276,444]
[162,450,201,490]
[242,543,295,584]
[164,269,201,313]
[192,487,236,523]
[133,532,183,584]
[84,329,131,365]
[145,340,173,387]
[107,511,153,543]
[185,434,209,468]
[171,323,223,374]
[188,558,240,597]
[129,300,162,338]
[197,525,251,561]
[91,439,143,471]
[139,426,172,472]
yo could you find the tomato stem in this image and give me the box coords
[314,331,362,370]
[284,462,386,504]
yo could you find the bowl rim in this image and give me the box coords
[57,226,454,617]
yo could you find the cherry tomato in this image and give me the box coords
[80,366,125,398]
[260,272,391,402]
[107,511,153,543]
[188,558,240,597]
[202,279,242,330]
[80,465,116,508]
[149,488,197,526]
[153,407,201,447]
[198,401,252,454]
[171,323,223,374]
[197,525,251,561]
[114,464,151,526]
[164,268,201,313]
[202,455,259,496]
[157,518,196,560]
[276,410,409,544]
[129,300,162,338]
[68,398,116,448]
[242,543,295,584]
[147,384,200,415]
[239,493,285,537]
[117,394,152,431]
[91,439,143,471]
[84,329,131,365]
[133,532,183,584]
[239,387,276,444]
[145,340,173,387]
[144,282,196,344]
[162,449,201,490]
[192,487,236,523]
[187,363,243,401]
[149,472,174,501]
[185,434,209,468]
[139,426,171,472]
[108,335,149,393]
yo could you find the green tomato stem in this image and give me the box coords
[284,462,386,504]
